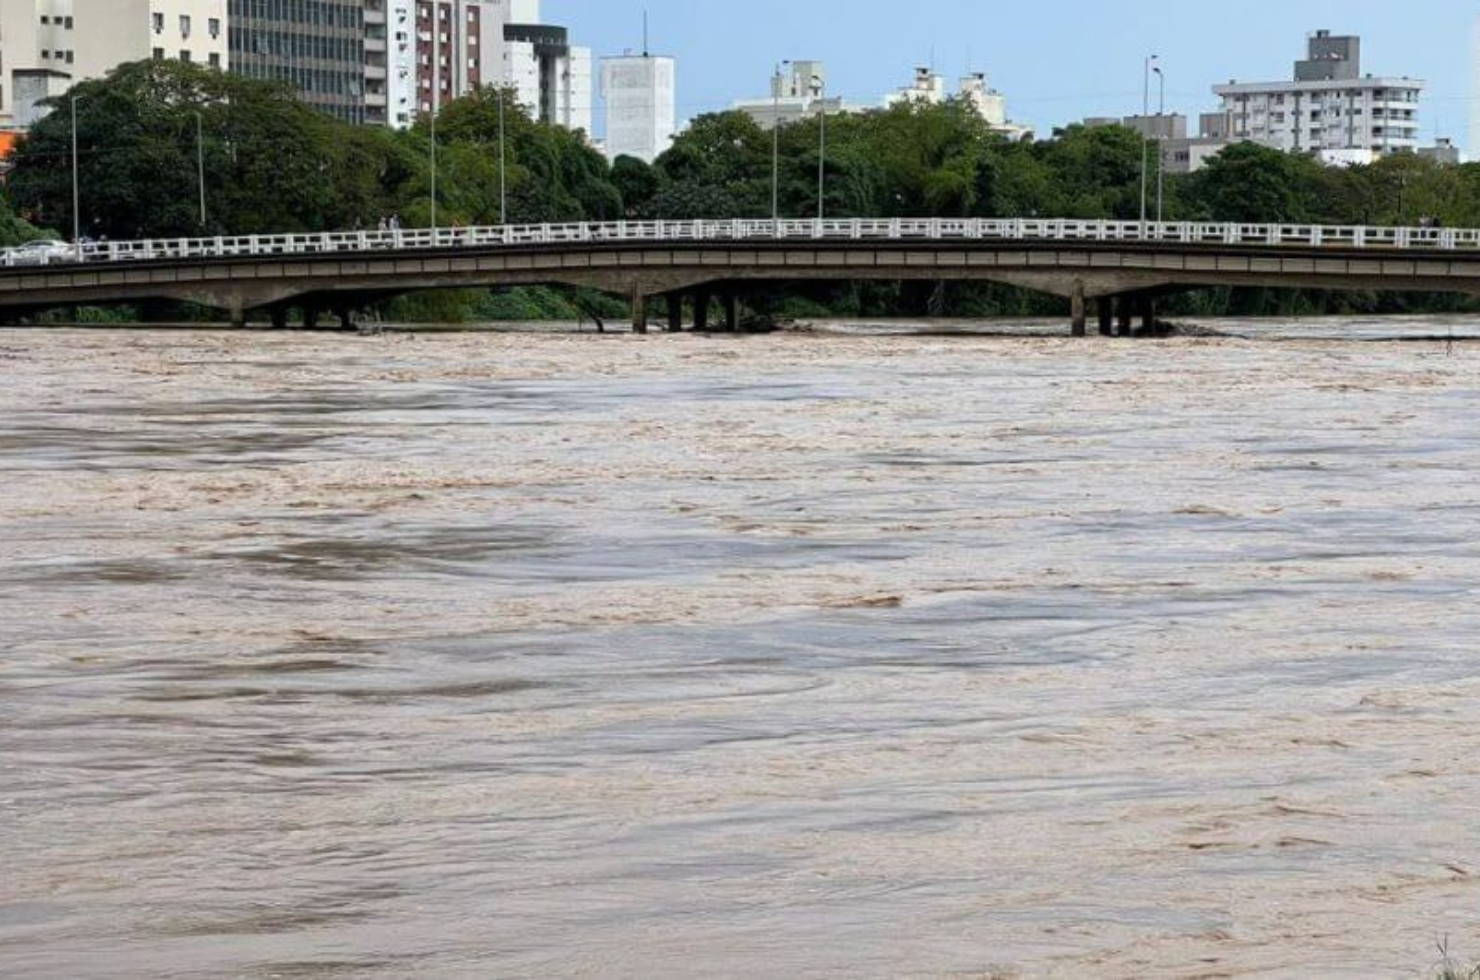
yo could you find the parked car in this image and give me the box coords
[4,240,79,266]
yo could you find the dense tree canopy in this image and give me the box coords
[7,60,1480,317]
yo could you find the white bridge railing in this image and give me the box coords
[3,218,1476,268]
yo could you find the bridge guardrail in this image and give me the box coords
[4,218,1478,268]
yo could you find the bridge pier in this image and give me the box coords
[693,288,712,332]
[1116,297,1133,337]
[1097,298,1114,336]
[631,287,649,335]
[724,292,741,332]
[665,294,684,332]
[228,300,247,330]
[1141,297,1158,335]
[1070,282,1087,337]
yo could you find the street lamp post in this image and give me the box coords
[1139,54,1157,227]
[71,95,80,244]
[772,62,784,223]
[196,112,207,229]
[430,3,440,231]
[1154,65,1165,227]
[498,86,508,224]
[814,75,826,221]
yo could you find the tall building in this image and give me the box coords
[885,66,1033,140]
[414,0,591,133]
[600,53,675,163]
[227,0,366,124]
[365,0,415,128]
[1214,30,1423,164]
[0,0,227,128]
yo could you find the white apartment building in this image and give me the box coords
[1,0,226,127]
[1214,31,1422,163]
[600,53,675,163]
[885,67,1033,140]
[365,0,415,129]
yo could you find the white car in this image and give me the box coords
[5,240,79,266]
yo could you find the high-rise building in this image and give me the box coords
[365,0,415,128]
[413,0,590,133]
[227,0,367,124]
[0,0,227,128]
[1213,30,1423,164]
[600,53,675,163]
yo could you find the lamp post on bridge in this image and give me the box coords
[1153,64,1165,227]
[498,84,508,225]
[813,74,826,221]
[70,94,81,244]
[771,61,790,224]
[196,111,207,230]
[1139,53,1157,229]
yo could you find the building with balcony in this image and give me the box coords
[1213,30,1423,163]
[364,0,415,128]
[1,0,226,128]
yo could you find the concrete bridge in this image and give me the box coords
[5,217,1480,334]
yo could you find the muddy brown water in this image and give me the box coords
[2,324,1480,977]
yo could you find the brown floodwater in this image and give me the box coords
[2,324,1479,977]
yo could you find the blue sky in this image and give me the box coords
[545,0,1476,149]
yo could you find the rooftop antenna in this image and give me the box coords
[643,10,649,57]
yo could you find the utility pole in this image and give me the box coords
[71,95,80,243]
[1139,54,1157,228]
[196,112,207,229]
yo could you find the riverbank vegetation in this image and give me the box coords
[7,59,1480,322]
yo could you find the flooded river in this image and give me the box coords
[3,323,1479,977]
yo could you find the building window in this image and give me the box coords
[153,47,165,60]
[209,18,221,38]
[153,12,164,32]
[180,49,192,63]
[180,15,192,38]
[209,52,221,68]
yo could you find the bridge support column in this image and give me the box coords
[631,287,649,335]
[1116,297,1133,337]
[1140,297,1157,335]
[693,288,711,332]
[1070,281,1087,338]
[1097,298,1114,337]
[228,300,247,329]
[665,294,684,332]
[724,292,741,333]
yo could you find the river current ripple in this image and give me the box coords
[2,324,1479,977]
